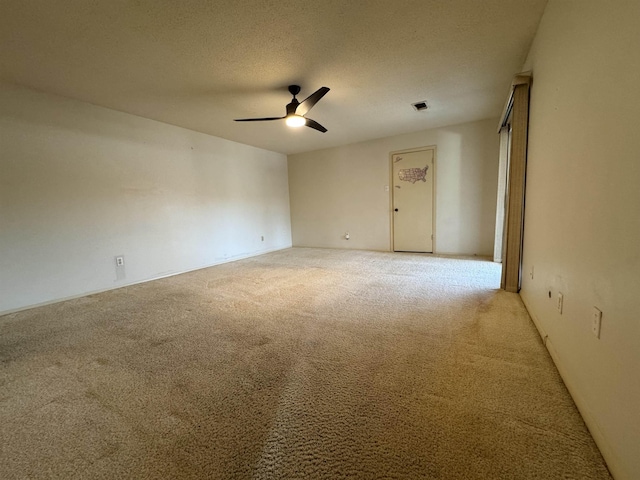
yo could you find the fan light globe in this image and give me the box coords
[285,115,306,128]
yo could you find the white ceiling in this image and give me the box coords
[0,0,547,155]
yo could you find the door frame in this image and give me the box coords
[388,145,437,253]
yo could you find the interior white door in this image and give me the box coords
[392,149,434,252]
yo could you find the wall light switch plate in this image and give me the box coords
[557,292,563,314]
[592,307,602,338]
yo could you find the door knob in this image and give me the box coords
[394,208,399,212]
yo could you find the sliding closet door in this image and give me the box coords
[499,74,531,293]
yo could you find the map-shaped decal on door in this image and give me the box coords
[398,165,429,183]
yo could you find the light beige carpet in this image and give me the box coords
[0,248,611,479]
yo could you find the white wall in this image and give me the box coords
[519,1,640,479]
[288,118,499,255]
[0,83,292,314]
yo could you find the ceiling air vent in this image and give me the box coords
[411,101,428,112]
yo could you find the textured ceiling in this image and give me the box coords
[0,0,547,154]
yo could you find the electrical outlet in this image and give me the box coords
[557,292,563,314]
[592,307,602,338]
[261,235,264,241]
[114,255,126,281]
[529,265,534,280]
[345,232,350,240]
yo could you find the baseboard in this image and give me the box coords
[0,245,291,317]
[519,293,623,480]
[292,245,493,260]
[291,245,393,253]
[520,294,549,345]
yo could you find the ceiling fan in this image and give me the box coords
[234,85,330,133]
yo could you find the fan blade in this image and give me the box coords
[296,87,330,116]
[304,118,327,133]
[234,117,284,122]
